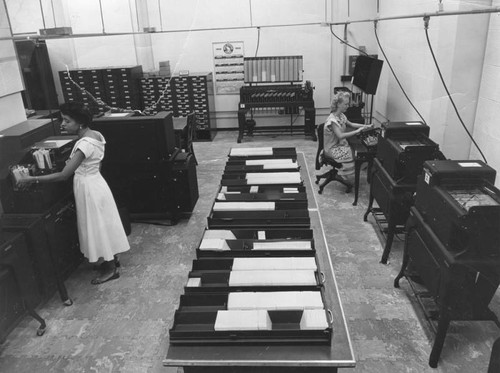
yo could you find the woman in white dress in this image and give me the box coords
[17,102,130,284]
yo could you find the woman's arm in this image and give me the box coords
[329,120,364,140]
[346,118,374,130]
[17,150,86,185]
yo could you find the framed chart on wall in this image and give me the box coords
[212,41,245,95]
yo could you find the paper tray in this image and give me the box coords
[184,270,324,293]
[196,237,315,258]
[207,209,310,229]
[169,309,332,345]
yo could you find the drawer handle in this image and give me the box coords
[4,245,12,252]
[320,271,326,284]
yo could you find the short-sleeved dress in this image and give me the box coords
[323,112,355,176]
[69,133,130,263]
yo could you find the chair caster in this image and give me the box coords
[318,188,323,195]
[36,325,46,336]
[315,177,320,184]
[63,298,73,306]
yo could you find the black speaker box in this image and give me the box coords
[15,40,59,110]
[352,56,384,95]
[172,152,199,212]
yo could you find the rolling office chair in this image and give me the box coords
[180,112,198,165]
[315,122,352,194]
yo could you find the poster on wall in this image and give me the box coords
[212,41,245,95]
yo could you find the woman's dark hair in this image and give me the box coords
[59,102,93,127]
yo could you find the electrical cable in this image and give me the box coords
[329,25,368,56]
[158,0,163,31]
[373,20,427,125]
[134,0,140,32]
[98,0,106,34]
[254,27,261,57]
[38,0,47,30]
[50,0,57,27]
[423,16,487,163]
[249,0,254,26]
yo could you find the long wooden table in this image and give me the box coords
[163,153,355,372]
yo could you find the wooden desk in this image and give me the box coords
[164,153,355,372]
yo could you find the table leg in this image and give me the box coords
[353,159,363,206]
[367,159,374,184]
[363,191,374,222]
[429,313,450,368]
[237,109,246,143]
[380,218,396,264]
[394,229,411,288]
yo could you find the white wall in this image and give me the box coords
[374,0,492,162]
[473,0,500,187]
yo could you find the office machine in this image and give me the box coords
[91,111,176,162]
[90,112,179,218]
[237,56,315,143]
[376,134,442,183]
[364,158,416,263]
[357,127,381,152]
[395,206,500,368]
[376,121,442,183]
[414,160,499,259]
[237,83,315,143]
[0,120,72,214]
[31,136,77,171]
[380,121,430,138]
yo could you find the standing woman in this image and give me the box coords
[17,102,130,284]
[323,91,373,182]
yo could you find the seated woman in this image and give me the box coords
[323,91,373,183]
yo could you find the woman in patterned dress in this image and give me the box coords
[323,91,373,181]
[17,102,130,285]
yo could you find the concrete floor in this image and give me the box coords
[0,130,498,372]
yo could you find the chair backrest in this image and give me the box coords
[315,122,342,171]
[183,112,196,152]
[315,123,325,170]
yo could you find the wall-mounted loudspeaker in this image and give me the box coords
[352,55,384,95]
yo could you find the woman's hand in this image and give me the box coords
[16,173,35,189]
